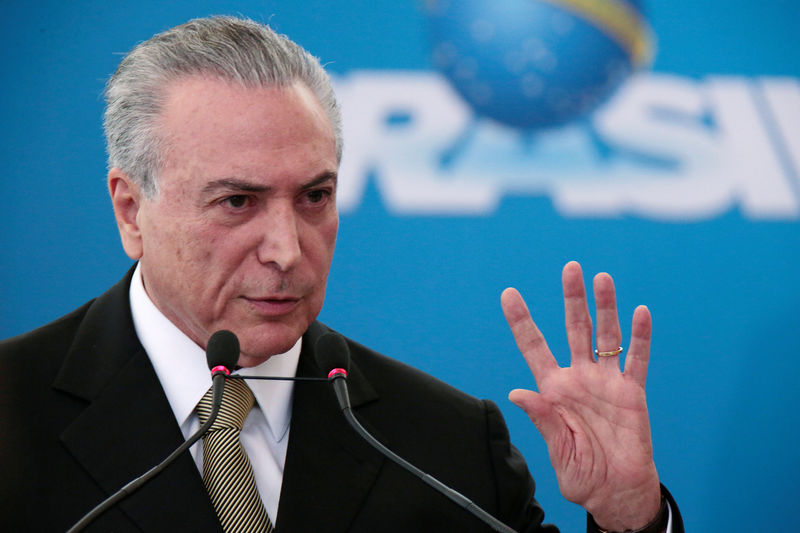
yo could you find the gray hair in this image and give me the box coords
[103,15,342,197]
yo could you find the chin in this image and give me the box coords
[237,323,306,362]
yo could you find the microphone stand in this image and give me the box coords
[327,370,518,533]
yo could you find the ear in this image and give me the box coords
[108,168,144,260]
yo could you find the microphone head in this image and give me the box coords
[314,332,351,378]
[206,330,240,374]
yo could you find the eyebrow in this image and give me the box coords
[201,171,338,195]
[301,170,338,190]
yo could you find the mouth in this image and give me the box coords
[243,296,301,317]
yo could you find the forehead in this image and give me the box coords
[156,75,337,185]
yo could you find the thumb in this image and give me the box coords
[509,389,563,443]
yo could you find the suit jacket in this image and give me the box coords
[0,270,682,532]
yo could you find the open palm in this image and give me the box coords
[502,261,661,531]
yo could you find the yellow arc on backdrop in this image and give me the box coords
[540,0,655,67]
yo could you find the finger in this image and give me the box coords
[501,287,559,383]
[508,389,563,444]
[562,261,593,366]
[623,305,652,387]
[593,272,622,369]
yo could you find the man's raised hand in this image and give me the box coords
[502,261,662,531]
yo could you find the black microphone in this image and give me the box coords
[314,333,517,533]
[206,329,240,408]
[66,330,239,533]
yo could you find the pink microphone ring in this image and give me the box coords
[210,365,231,376]
[327,368,348,379]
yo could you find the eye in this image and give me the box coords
[306,189,328,203]
[303,188,333,206]
[222,195,250,209]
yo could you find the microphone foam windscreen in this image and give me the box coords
[314,332,351,373]
[206,330,240,371]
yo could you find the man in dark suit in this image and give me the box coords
[1,16,680,532]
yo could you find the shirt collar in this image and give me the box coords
[129,263,300,442]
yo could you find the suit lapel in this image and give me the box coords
[276,322,387,532]
[53,269,220,532]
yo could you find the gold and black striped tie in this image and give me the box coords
[196,379,274,533]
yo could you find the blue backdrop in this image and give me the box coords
[1,1,798,531]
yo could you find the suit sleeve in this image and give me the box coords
[484,399,560,533]
[585,485,685,533]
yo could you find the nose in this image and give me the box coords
[255,203,302,271]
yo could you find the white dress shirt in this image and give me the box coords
[129,263,298,523]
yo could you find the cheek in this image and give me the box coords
[314,222,338,273]
[322,215,339,256]
[298,219,337,294]
[171,232,214,262]
[178,223,227,262]
[197,232,260,295]
[151,224,225,293]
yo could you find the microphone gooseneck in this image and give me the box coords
[314,332,517,533]
[66,330,240,533]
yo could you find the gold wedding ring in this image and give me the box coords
[595,347,623,357]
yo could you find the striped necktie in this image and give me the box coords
[196,378,274,533]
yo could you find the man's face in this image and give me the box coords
[116,76,339,366]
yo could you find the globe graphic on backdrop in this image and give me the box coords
[425,0,653,130]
